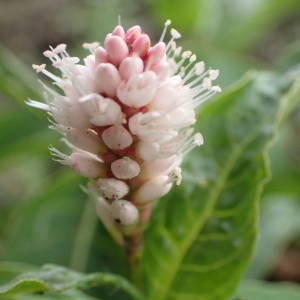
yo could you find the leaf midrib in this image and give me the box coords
[151,129,262,300]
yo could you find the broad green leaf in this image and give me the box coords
[2,169,127,277]
[138,71,299,300]
[11,290,98,300]
[246,195,300,279]
[235,280,300,300]
[0,264,142,300]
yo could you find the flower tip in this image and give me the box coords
[194,133,204,146]
[212,86,222,93]
[165,19,172,26]
[32,64,46,73]
[209,69,220,80]
[52,43,67,54]
[170,28,181,39]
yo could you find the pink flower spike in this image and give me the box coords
[30,21,221,241]
[104,35,129,66]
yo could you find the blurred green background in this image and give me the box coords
[1,0,300,299]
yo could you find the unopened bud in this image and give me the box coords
[65,128,106,154]
[95,47,108,64]
[95,63,121,97]
[102,125,133,150]
[125,26,141,45]
[104,35,129,66]
[111,200,139,225]
[132,33,151,57]
[119,56,144,80]
[112,25,125,39]
[111,156,140,179]
[68,152,105,178]
[97,178,129,200]
[133,175,172,204]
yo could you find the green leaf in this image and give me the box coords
[138,71,299,300]
[2,169,128,277]
[0,264,142,300]
[246,195,300,279]
[235,280,300,300]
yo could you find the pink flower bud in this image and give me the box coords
[65,128,107,154]
[111,156,140,179]
[119,56,144,80]
[112,25,125,39]
[95,63,121,97]
[97,178,129,200]
[111,200,139,225]
[148,42,166,62]
[140,156,177,180]
[117,71,157,108]
[95,47,108,65]
[133,175,172,204]
[102,125,133,150]
[68,152,106,178]
[136,140,160,161]
[104,35,129,66]
[132,34,151,57]
[125,25,141,45]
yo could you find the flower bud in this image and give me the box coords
[125,25,141,45]
[147,42,166,65]
[102,125,133,150]
[140,156,177,180]
[119,56,144,80]
[65,128,107,154]
[117,71,157,108]
[95,47,108,64]
[132,34,151,57]
[112,25,125,39]
[136,140,160,161]
[97,178,129,200]
[111,200,139,225]
[95,63,121,97]
[133,175,172,204]
[104,35,129,66]
[111,156,140,179]
[68,152,106,178]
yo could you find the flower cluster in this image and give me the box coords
[28,21,220,243]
